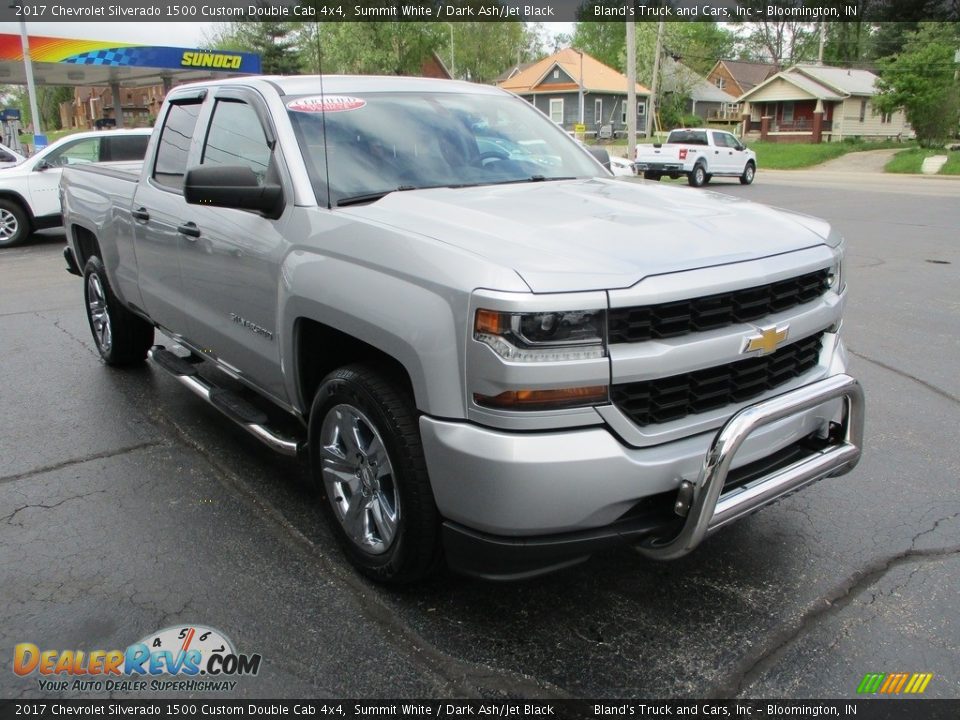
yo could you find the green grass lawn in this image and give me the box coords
[885,148,960,174]
[598,138,914,169]
[16,128,85,150]
[941,152,960,175]
[749,139,911,170]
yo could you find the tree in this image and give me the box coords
[875,23,960,147]
[301,22,444,76]
[207,21,302,74]
[12,85,73,131]
[448,22,530,83]
[733,20,819,68]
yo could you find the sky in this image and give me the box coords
[0,22,219,47]
[0,21,573,50]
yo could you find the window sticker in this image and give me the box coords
[287,96,366,113]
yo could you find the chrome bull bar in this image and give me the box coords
[637,373,864,560]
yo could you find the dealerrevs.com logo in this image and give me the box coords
[13,625,262,693]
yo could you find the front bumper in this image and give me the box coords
[421,373,864,579]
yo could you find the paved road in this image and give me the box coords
[1,174,958,701]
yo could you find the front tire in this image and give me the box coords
[0,199,30,248]
[309,364,441,583]
[740,162,756,185]
[688,163,707,187]
[83,256,154,365]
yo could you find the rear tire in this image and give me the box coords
[740,162,756,185]
[83,256,154,365]
[643,171,662,181]
[309,364,442,584]
[688,163,707,187]
[0,199,30,248]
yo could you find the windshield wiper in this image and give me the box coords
[336,185,417,207]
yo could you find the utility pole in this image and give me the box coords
[18,21,44,152]
[817,21,826,65]
[646,19,664,139]
[445,23,455,78]
[626,21,636,160]
[577,48,585,124]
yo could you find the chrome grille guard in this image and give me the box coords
[637,373,864,560]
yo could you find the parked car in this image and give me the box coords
[62,77,862,583]
[0,144,26,169]
[0,129,151,247]
[609,155,636,177]
[635,128,757,187]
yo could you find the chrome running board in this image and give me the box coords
[148,346,302,457]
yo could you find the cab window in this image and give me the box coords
[201,100,271,182]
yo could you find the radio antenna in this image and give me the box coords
[316,21,332,209]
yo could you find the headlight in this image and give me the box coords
[474,308,606,362]
[827,248,845,294]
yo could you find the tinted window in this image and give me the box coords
[668,130,708,146]
[102,134,149,162]
[154,101,202,190]
[0,149,14,162]
[201,100,270,181]
[47,138,100,167]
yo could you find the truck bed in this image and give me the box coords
[66,160,143,183]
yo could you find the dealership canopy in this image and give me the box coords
[0,33,261,87]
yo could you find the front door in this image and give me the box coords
[176,91,290,403]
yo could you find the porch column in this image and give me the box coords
[110,81,124,128]
[760,115,771,141]
[812,99,824,144]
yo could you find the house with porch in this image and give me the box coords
[497,48,650,138]
[737,64,913,143]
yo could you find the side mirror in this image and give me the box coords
[184,165,283,218]
[587,146,611,172]
[35,159,54,171]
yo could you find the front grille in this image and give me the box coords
[608,269,830,344]
[612,332,824,427]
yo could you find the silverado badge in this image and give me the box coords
[743,325,789,355]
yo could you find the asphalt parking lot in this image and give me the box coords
[1,172,958,700]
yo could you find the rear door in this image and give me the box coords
[177,88,292,402]
[132,92,205,335]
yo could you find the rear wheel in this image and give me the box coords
[688,163,707,187]
[83,256,154,365]
[643,171,662,181]
[309,364,442,583]
[740,162,756,185]
[0,199,30,247]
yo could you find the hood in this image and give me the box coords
[344,178,830,293]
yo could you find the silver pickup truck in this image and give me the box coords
[61,76,864,583]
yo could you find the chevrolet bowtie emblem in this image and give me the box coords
[743,325,789,355]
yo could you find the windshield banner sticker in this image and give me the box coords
[287,96,366,113]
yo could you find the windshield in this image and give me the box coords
[286,91,603,207]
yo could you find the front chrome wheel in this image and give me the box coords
[0,207,19,242]
[319,403,399,555]
[86,272,112,353]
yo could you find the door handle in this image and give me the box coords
[132,207,150,222]
[177,222,201,239]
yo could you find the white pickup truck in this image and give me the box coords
[635,128,757,187]
[0,129,150,247]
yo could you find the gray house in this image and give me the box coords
[497,48,651,138]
